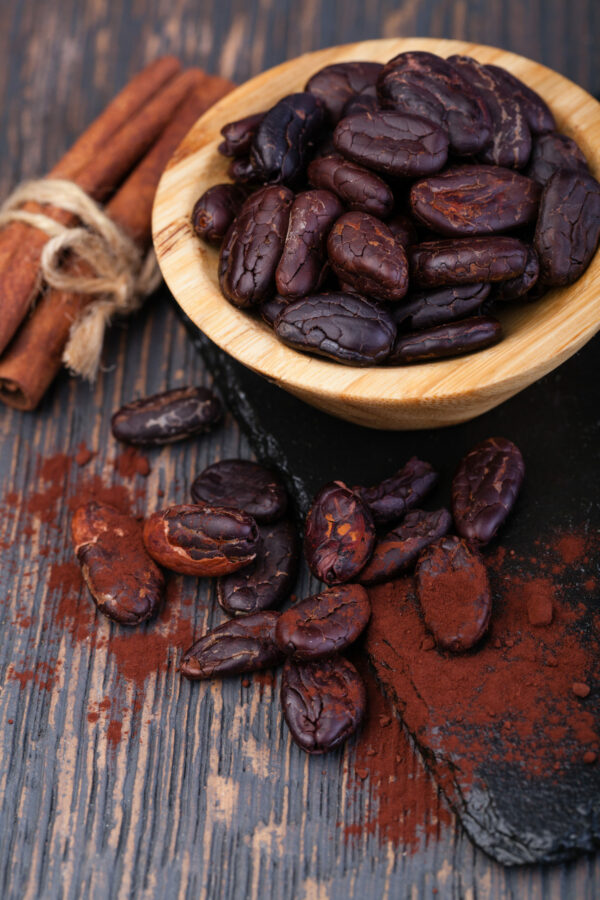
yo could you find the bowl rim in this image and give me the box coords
[152,37,600,414]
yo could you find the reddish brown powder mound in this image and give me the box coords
[343,658,453,849]
[366,570,599,788]
[75,442,95,467]
[556,534,587,566]
[115,447,151,478]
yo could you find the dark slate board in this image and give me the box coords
[183,310,600,865]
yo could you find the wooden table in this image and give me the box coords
[0,2,598,897]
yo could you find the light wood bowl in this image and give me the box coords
[152,38,600,430]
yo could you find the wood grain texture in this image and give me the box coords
[153,38,600,430]
[0,1,598,898]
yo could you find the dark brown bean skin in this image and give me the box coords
[143,504,259,577]
[275,190,344,298]
[334,111,449,178]
[490,246,539,302]
[191,459,288,524]
[304,481,376,584]
[409,165,540,236]
[111,386,222,446]
[394,283,491,331]
[191,184,248,246]
[452,436,525,545]
[376,73,448,132]
[219,186,294,308]
[386,213,418,250]
[327,212,409,302]
[448,56,531,169]
[260,294,291,327]
[341,85,380,118]
[281,656,366,754]
[410,236,529,287]
[377,52,492,156]
[275,584,371,660]
[307,154,394,219]
[180,612,284,680]
[534,168,600,286]
[359,508,452,585]
[72,501,164,626]
[526,132,589,186]
[274,292,396,366]
[416,535,492,652]
[219,112,266,157]
[217,520,298,616]
[305,61,383,124]
[251,92,326,186]
[389,316,502,364]
[485,65,555,135]
[227,156,262,185]
[353,457,438,525]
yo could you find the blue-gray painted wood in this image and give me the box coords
[0,1,599,897]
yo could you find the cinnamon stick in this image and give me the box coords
[0,57,181,292]
[0,72,233,410]
[0,65,200,358]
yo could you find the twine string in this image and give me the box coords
[0,178,162,381]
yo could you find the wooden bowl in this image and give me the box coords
[152,38,600,430]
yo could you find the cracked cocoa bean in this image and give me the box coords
[448,56,531,169]
[304,481,375,584]
[359,508,452,585]
[72,501,164,626]
[409,165,540,236]
[452,436,525,545]
[393,283,491,331]
[327,212,409,301]
[333,110,449,178]
[485,65,555,135]
[341,84,380,118]
[275,584,371,660]
[219,112,266,157]
[534,168,600,286]
[180,612,284,679]
[192,183,248,245]
[389,316,502,364]
[526,132,589,186]
[274,292,396,366]
[490,246,539,302]
[191,459,288,524]
[111,386,222,446]
[217,520,298,616]
[416,535,492,652]
[307,154,394,218]
[251,92,326,185]
[386,213,418,250]
[143,504,259,576]
[260,294,291,326]
[410,236,529,287]
[281,656,366,753]
[377,51,492,155]
[227,155,262,185]
[275,190,344,298]
[377,73,448,132]
[219,186,294,308]
[353,457,438,525]
[305,61,383,124]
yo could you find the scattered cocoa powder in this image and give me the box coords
[556,534,587,566]
[344,658,453,849]
[115,447,151,478]
[75,442,95,467]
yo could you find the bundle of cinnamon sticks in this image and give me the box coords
[0,57,232,410]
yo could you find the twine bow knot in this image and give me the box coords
[0,177,162,380]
